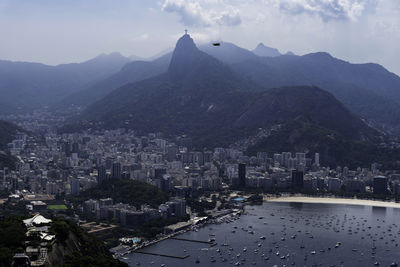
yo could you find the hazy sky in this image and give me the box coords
[1,0,399,75]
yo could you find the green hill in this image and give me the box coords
[0,120,21,169]
[0,216,127,267]
[246,118,400,168]
[0,120,20,149]
[74,178,168,209]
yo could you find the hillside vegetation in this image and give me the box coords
[73,178,169,209]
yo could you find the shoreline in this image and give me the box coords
[265,195,400,209]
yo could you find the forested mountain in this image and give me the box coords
[64,34,385,167]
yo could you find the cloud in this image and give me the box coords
[162,0,241,27]
[216,9,241,26]
[277,0,377,21]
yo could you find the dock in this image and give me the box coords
[133,251,189,259]
[170,237,217,246]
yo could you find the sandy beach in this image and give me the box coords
[266,196,400,209]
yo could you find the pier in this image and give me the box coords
[133,251,189,259]
[170,237,217,246]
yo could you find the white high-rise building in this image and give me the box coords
[315,153,320,166]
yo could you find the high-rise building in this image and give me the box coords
[238,163,246,188]
[328,178,341,192]
[373,176,388,195]
[63,142,71,157]
[97,166,107,184]
[111,162,121,179]
[167,145,178,162]
[72,142,79,153]
[282,152,291,167]
[71,178,80,195]
[314,153,320,166]
[203,151,213,163]
[291,170,304,189]
[288,157,297,170]
[46,182,58,195]
[296,153,306,165]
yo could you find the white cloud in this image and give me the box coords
[277,0,377,21]
[161,0,241,27]
[216,9,241,26]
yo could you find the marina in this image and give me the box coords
[121,201,400,266]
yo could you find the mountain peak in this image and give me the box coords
[252,43,281,57]
[256,42,266,48]
[174,34,197,53]
[168,34,203,78]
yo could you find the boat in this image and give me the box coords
[195,257,200,264]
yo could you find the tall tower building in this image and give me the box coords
[291,170,304,189]
[111,162,121,179]
[71,178,80,195]
[315,153,320,166]
[238,163,246,188]
[97,166,107,184]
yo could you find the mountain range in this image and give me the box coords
[52,40,400,137]
[0,53,130,113]
[58,34,395,167]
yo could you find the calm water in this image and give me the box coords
[122,202,400,266]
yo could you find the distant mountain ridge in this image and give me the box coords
[0,53,130,113]
[252,43,282,57]
[56,53,172,108]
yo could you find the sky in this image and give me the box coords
[0,0,399,75]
